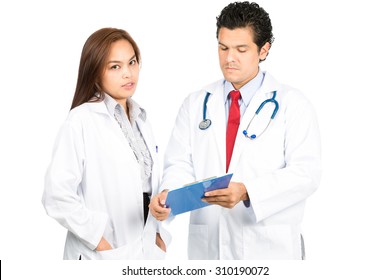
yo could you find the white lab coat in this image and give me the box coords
[43,100,170,260]
[162,72,321,260]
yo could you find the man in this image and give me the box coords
[150,1,321,260]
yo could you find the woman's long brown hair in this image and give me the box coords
[70,28,141,110]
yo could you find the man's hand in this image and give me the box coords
[149,189,171,221]
[202,182,249,208]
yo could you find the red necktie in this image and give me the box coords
[226,90,241,172]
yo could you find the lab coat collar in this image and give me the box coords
[202,79,224,97]
[258,72,281,95]
[203,71,278,98]
[89,94,147,123]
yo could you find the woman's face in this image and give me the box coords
[101,39,139,108]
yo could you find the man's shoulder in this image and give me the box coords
[183,79,224,101]
[202,79,225,93]
[263,72,309,103]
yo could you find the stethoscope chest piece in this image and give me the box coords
[199,119,212,130]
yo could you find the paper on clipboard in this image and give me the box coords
[165,173,233,216]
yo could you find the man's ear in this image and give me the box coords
[259,42,271,62]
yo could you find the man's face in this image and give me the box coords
[218,27,269,89]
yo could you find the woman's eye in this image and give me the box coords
[129,60,137,66]
[110,65,120,70]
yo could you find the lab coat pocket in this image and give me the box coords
[243,225,293,260]
[142,237,166,260]
[92,243,134,260]
[188,224,208,260]
[151,243,166,260]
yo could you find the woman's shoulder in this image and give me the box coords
[67,102,108,123]
[70,101,107,116]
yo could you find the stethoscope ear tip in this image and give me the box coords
[243,130,257,139]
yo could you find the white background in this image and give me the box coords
[1,0,389,279]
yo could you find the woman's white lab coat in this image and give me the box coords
[162,72,321,260]
[43,100,170,260]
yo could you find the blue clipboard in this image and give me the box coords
[165,173,233,216]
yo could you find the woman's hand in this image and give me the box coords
[155,233,166,252]
[95,237,112,251]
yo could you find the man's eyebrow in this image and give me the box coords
[218,42,249,48]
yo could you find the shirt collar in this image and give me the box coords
[223,69,265,106]
[103,93,146,122]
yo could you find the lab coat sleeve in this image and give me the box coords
[161,96,196,191]
[245,94,322,223]
[42,117,108,250]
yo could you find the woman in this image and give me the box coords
[42,27,170,260]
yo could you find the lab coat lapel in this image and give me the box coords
[89,102,130,148]
[207,83,227,172]
[135,113,160,196]
[228,72,279,173]
[227,93,259,173]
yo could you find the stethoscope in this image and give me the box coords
[199,90,279,140]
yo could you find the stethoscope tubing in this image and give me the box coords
[243,91,278,139]
[199,92,212,130]
[199,90,279,139]
[255,91,278,118]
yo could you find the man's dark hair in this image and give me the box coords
[216,1,274,51]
